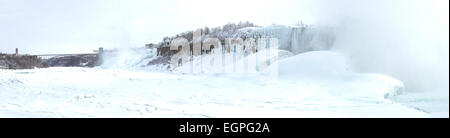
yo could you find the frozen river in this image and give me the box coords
[0,51,446,118]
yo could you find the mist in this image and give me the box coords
[313,0,449,93]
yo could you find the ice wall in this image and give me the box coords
[250,24,335,54]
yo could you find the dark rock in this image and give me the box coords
[0,54,43,69]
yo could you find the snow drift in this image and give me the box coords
[0,50,433,117]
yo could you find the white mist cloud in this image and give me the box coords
[314,0,449,93]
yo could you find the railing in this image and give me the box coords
[36,53,98,60]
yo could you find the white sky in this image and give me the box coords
[0,0,448,54]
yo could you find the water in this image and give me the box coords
[250,24,335,54]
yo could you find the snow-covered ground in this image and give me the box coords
[0,51,446,117]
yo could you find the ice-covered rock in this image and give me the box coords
[247,24,336,54]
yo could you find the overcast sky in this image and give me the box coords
[0,0,448,54]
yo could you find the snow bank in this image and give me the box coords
[277,51,350,80]
[0,50,433,118]
[0,67,428,117]
[273,51,406,102]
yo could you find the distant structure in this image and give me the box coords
[1,47,104,69]
[97,47,104,66]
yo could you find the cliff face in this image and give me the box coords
[248,24,336,54]
[0,54,43,69]
[146,23,336,68]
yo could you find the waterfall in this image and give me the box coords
[250,24,335,55]
[100,47,157,69]
[290,27,304,54]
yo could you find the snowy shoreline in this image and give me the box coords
[1,51,445,118]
